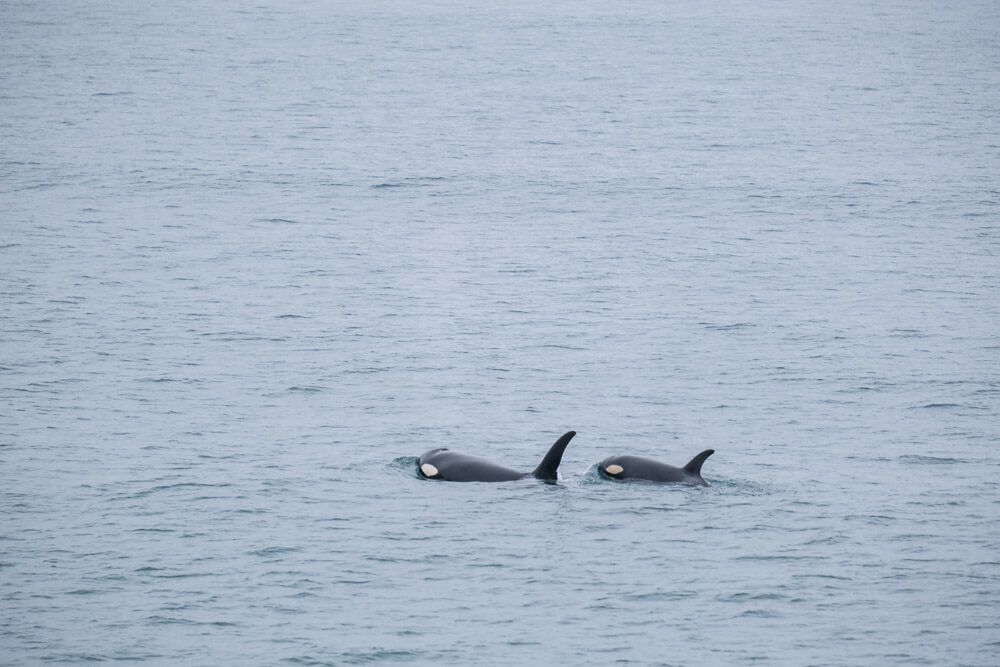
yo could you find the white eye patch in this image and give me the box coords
[605,464,624,475]
[420,463,439,477]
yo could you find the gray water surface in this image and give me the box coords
[3,0,999,664]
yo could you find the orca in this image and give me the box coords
[418,431,576,482]
[597,449,714,486]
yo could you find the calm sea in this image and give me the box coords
[3,0,998,664]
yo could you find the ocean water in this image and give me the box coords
[2,0,999,664]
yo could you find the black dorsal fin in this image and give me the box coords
[683,449,715,476]
[531,431,576,481]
